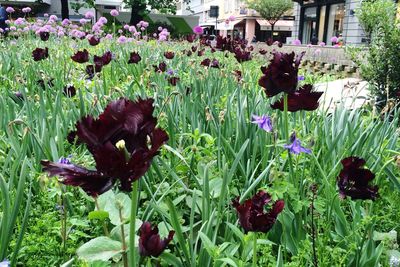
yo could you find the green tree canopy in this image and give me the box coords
[245,0,292,31]
[124,0,191,25]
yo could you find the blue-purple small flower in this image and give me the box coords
[284,132,311,154]
[298,75,305,81]
[251,115,273,132]
[0,260,10,267]
[166,69,176,76]
[58,155,72,165]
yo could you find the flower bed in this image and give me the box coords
[0,11,400,267]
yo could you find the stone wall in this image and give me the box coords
[255,43,360,77]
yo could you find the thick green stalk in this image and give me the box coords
[252,232,257,267]
[130,180,139,266]
[283,93,289,142]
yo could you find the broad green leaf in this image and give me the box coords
[88,210,109,221]
[77,236,122,262]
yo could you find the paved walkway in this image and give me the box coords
[315,78,370,111]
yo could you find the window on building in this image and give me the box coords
[318,6,326,42]
[302,7,317,44]
[326,3,345,39]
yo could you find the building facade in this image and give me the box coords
[177,0,294,43]
[292,0,367,45]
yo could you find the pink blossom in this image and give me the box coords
[22,7,31,13]
[228,15,235,21]
[110,9,119,17]
[44,13,49,17]
[85,11,94,19]
[153,33,158,37]
[159,35,167,41]
[62,19,70,26]
[331,36,338,43]
[140,27,145,31]
[98,17,107,24]
[193,25,203,35]
[58,31,65,37]
[123,24,129,30]
[10,26,16,31]
[80,18,88,25]
[5,20,10,25]
[129,26,136,33]
[117,35,127,44]
[158,26,163,32]
[293,39,301,45]
[6,7,15,13]
[141,21,149,28]
[14,18,25,26]
[118,29,123,34]
[319,42,326,46]
[105,34,113,40]
[49,15,58,21]
[307,44,312,48]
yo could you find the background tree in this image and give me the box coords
[245,0,292,38]
[61,0,69,19]
[124,0,191,26]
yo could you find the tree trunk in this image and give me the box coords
[271,23,275,41]
[130,3,145,26]
[61,0,69,20]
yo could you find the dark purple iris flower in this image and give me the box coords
[258,51,305,97]
[94,51,112,67]
[88,36,100,46]
[232,190,284,233]
[139,222,175,257]
[153,62,167,73]
[168,77,180,86]
[259,49,268,55]
[210,59,219,68]
[186,34,195,43]
[234,48,252,63]
[71,49,89,63]
[128,52,141,64]
[337,157,378,200]
[251,115,273,132]
[85,64,102,79]
[201,58,211,67]
[41,98,169,196]
[197,49,205,57]
[32,47,49,61]
[164,51,175,59]
[191,46,198,52]
[283,132,311,155]
[63,85,76,97]
[233,70,242,82]
[271,85,323,112]
[39,31,50,41]
[37,79,54,90]
[186,50,192,56]
[266,38,273,46]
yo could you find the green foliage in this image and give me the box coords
[246,0,292,25]
[348,0,400,109]
[0,28,399,267]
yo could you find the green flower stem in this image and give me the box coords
[119,207,129,267]
[130,180,139,267]
[252,232,257,267]
[283,93,289,142]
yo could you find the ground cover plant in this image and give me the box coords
[0,9,400,267]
